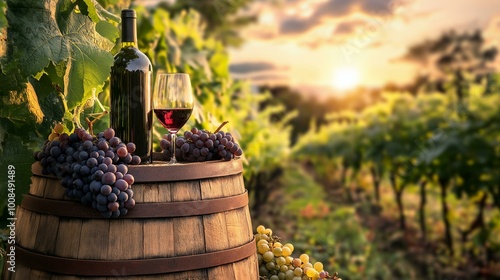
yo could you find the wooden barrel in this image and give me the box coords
[4,158,258,279]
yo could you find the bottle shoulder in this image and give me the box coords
[113,47,152,71]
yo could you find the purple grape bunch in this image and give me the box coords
[160,127,243,162]
[34,127,140,218]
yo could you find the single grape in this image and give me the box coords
[126,142,136,153]
[86,158,98,168]
[230,144,239,153]
[108,202,119,212]
[116,164,128,174]
[116,147,128,158]
[293,268,302,276]
[102,157,113,166]
[99,163,108,172]
[104,128,115,140]
[125,189,133,198]
[82,133,93,141]
[219,150,227,157]
[205,139,214,149]
[78,151,89,161]
[109,137,120,147]
[107,192,118,202]
[122,153,132,164]
[225,141,234,149]
[119,208,128,216]
[50,146,61,157]
[181,143,190,153]
[53,123,64,134]
[80,165,90,175]
[124,198,135,209]
[105,150,115,159]
[123,174,134,185]
[100,184,112,195]
[115,179,129,191]
[82,140,93,151]
[196,140,204,148]
[107,164,117,173]
[176,137,185,147]
[131,155,141,165]
[102,172,116,185]
[200,133,209,141]
[118,192,129,202]
[160,139,169,150]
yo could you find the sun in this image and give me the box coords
[332,68,360,91]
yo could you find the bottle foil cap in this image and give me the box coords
[121,9,136,19]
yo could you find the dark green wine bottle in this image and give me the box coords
[110,9,152,164]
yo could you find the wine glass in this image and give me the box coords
[153,73,194,164]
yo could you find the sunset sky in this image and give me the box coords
[227,0,500,97]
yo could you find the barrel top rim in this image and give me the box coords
[31,157,243,183]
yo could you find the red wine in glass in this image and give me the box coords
[154,108,193,134]
[153,73,194,164]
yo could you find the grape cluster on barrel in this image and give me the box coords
[255,225,342,280]
[160,127,243,162]
[34,124,140,218]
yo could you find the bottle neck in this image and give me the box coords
[121,17,137,47]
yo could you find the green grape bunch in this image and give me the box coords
[255,225,342,280]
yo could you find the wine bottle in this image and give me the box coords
[110,9,152,164]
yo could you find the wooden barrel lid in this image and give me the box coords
[31,155,243,183]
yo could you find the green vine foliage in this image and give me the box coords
[294,79,500,261]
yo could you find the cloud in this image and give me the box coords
[229,62,287,74]
[280,18,317,34]
[278,0,395,35]
[334,19,368,35]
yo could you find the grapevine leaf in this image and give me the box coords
[6,0,71,77]
[77,0,120,38]
[6,0,114,110]
[79,0,99,22]
[56,0,114,109]
[95,20,119,42]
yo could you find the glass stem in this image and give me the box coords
[171,133,177,163]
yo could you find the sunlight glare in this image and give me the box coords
[332,68,360,91]
[259,11,275,25]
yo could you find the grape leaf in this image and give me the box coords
[79,0,100,23]
[6,0,70,77]
[79,0,120,25]
[6,0,115,110]
[96,20,119,43]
